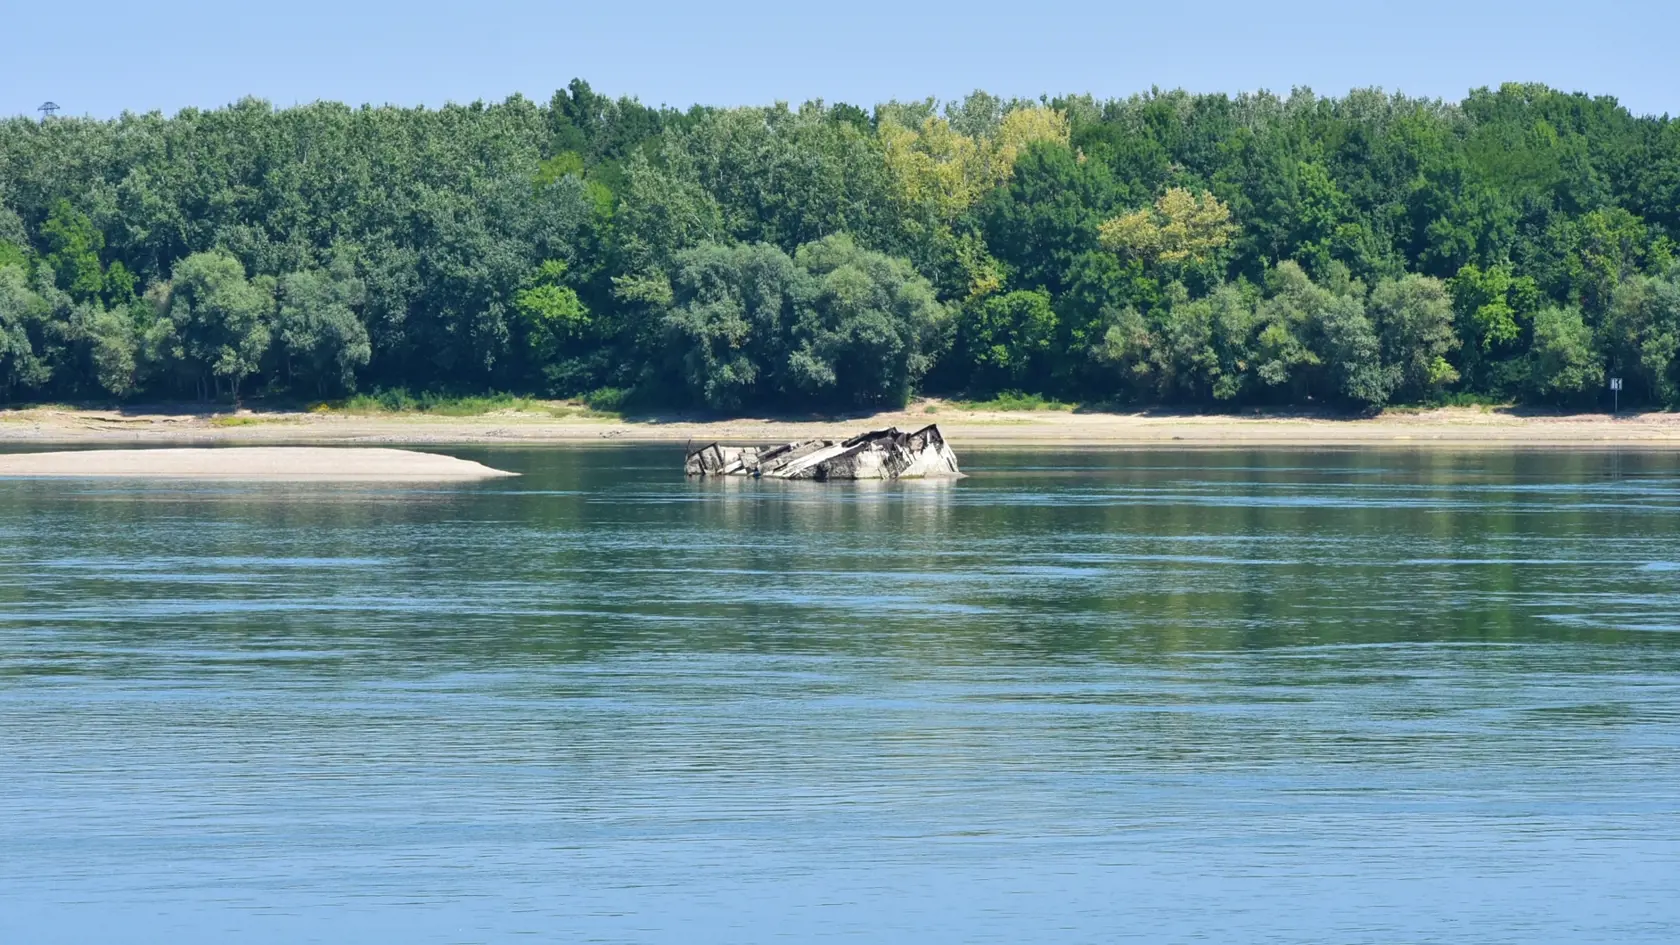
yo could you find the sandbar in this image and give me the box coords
[0,447,516,480]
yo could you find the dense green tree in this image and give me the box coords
[979,142,1117,297]
[953,289,1058,396]
[512,259,589,381]
[40,200,105,301]
[1100,188,1237,269]
[1312,294,1390,407]
[615,150,726,278]
[673,104,899,253]
[787,235,948,409]
[1368,274,1459,401]
[1449,263,1540,354]
[1446,262,1542,392]
[1053,250,1158,398]
[149,251,274,399]
[1091,303,1154,399]
[0,205,26,245]
[60,300,140,398]
[1601,269,1680,404]
[1254,262,1387,405]
[1521,207,1669,316]
[0,264,52,396]
[1528,305,1603,403]
[0,206,29,272]
[661,241,799,410]
[0,242,28,274]
[1110,282,1258,403]
[275,259,371,395]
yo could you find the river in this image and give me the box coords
[2,446,1678,943]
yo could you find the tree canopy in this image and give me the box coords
[1,80,1677,410]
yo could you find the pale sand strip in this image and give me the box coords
[3,405,1680,448]
[0,447,516,480]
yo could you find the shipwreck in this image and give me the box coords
[684,424,962,481]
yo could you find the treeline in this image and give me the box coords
[2,80,1679,410]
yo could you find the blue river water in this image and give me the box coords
[1,446,1678,943]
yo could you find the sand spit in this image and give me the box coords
[0,447,516,480]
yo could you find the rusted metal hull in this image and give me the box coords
[684,424,962,480]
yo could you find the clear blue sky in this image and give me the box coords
[8,0,1678,119]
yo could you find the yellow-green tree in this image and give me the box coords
[1098,189,1237,267]
[880,107,1070,224]
[879,106,1069,299]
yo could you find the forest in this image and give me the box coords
[2,80,1679,412]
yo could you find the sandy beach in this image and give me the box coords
[1,402,1678,449]
[0,446,516,480]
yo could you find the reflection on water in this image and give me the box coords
[2,447,1679,943]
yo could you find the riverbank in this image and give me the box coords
[2,401,1678,448]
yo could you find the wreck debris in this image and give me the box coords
[684,424,962,480]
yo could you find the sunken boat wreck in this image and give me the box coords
[684,424,962,481]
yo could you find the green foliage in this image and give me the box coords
[276,258,371,394]
[0,242,28,272]
[1100,188,1237,269]
[1449,263,1539,354]
[1369,274,1460,401]
[657,234,946,411]
[151,251,275,398]
[40,201,105,301]
[102,261,139,309]
[0,264,53,395]
[0,206,27,248]
[512,259,591,393]
[337,389,553,415]
[1,79,1678,411]
[535,151,586,188]
[789,234,949,409]
[582,386,627,412]
[1528,305,1604,403]
[1096,282,1258,403]
[62,301,140,398]
[1309,289,1390,408]
[1162,283,1258,402]
[955,390,1074,411]
[979,142,1117,296]
[954,289,1058,396]
[1513,207,1673,326]
[662,241,800,410]
[1601,269,1680,404]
